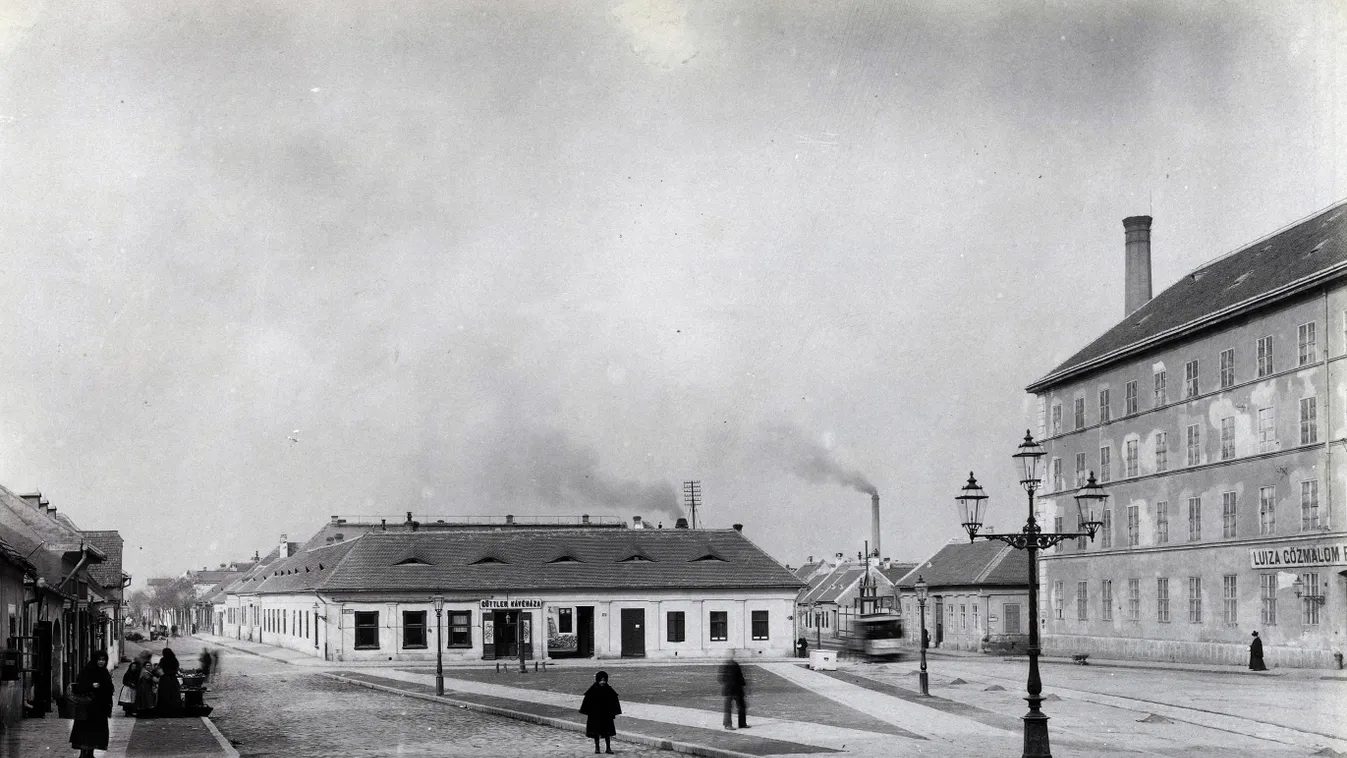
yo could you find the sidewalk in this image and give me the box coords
[0,706,239,758]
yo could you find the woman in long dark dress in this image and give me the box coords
[1249,631,1268,671]
[135,653,158,717]
[121,650,150,715]
[579,670,621,755]
[69,649,113,758]
[155,647,183,716]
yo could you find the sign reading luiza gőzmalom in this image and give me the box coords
[480,599,542,609]
[1249,542,1346,569]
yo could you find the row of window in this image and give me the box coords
[1053,481,1322,551]
[342,610,770,650]
[1049,398,1318,491]
[1049,321,1325,436]
[1053,573,1324,626]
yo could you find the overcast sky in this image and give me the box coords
[1,1,1343,584]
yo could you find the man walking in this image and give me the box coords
[719,651,749,729]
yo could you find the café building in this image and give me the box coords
[218,516,803,663]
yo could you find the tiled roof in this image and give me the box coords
[82,531,124,595]
[894,541,1028,589]
[1029,201,1347,392]
[878,563,918,585]
[243,528,801,595]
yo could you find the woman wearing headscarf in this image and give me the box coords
[68,649,113,758]
[120,649,151,715]
[155,647,183,717]
[135,650,158,717]
[578,670,621,755]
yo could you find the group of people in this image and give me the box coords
[67,646,211,757]
[579,653,750,754]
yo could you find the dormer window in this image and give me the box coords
[470,555,508,565]
[690,553,727,562]
[547,555,582,564]
[394,557,433,567]
[618,553,655,563]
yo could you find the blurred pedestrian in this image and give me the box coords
[579,670,621,754]
[1249,631,1267,671]
[198,649,215,683]
[155,647,183,717]
[718,651,748,729]
[69,649,113,758]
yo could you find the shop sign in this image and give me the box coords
[480,598,543,609]
[1249,541,1346,569]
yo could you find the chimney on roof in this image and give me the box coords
[732,523,743,532]
[505,514,515,525]
[279,534,290,558]
[330,515,340,524]
[674,517,689,529]
[1124,215,1153,315]
[406,511,413,524]
[252,550,260,561]
[20,492,41,511]
[381,519,386,530]
[632,516,644,529]
[581,514,590,524]
[870,492,880,561]
[808,555,813,563]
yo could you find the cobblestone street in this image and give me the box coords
[205,646,683,758]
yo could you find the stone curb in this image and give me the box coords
[321,672,762,758]
[199,715,242,758]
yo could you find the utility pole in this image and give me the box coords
[683,481,701,528]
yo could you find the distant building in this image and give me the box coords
[895,541,1030,654]
[216,515,802,662]
[1028,203,1347,667]
[795,555,913,647]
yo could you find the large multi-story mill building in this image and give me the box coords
[1028,202,1347,667]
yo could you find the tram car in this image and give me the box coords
[843,613,905,661]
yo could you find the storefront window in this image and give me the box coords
[354,611,379,649]
[403,611,427,649]
[447,611,472,647]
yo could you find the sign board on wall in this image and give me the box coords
[480,599,543,609]
[1249,541,1346,569]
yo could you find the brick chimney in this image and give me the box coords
[1124,216,1153,315]
[279,534,290,559]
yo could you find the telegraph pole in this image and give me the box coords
[683,481,701,528]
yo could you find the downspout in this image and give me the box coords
[56,552,91,595]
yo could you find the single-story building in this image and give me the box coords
[895,540,1031,654]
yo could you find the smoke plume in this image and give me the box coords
[763,423,877,496]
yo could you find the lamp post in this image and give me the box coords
[432,595,445,695]
[915,574,929,696]
[955,430,1107,758]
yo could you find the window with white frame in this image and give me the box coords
[1155,432,1168,472]
[1101,509,1112,548]
[1188,577,1203,623]
[1127,505,1139,547]
[1125,439,1138,477]
[1300,397,1317,444]
[1076,581,1088,621]
[1053,581,1063,619]
[1222,575,1238,625]
[1301,480,1320,530]
[709,611,729,641]
[1186,424,1201,466]
[1185,360,1199,398]
[1257,335,1274,377]
[1098,388,1111,423]
[1125,380,1138,415]
[1219,348,1235,388]
[1157,578,1170,623]
[1188,497,1202,541]
[448,611,472,647]
[1102,580,1113,621]
[1222,491,1237,538]
[1301,573,1321,625]
[751,610,769,640]
[1298,322,1317,365]
[1051,403,1062,435]
[1099,446,1111,483]
[1075,452,1087,487]
[1220,417,1235,460]
[1155,500,1169,544]
[1127,578,1140,622]
[1259,574,1277,626]
[402,610,427,649]
[1259,486,1276,534]
[1154,369,1167,405]
[1074,397,1086,430]
[1258,407,1276,452]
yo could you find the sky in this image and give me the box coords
[0,1,1343,585]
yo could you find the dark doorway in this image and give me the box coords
[933,598,944,646]
[620,608,645,658]
[492,611,519,659]
[576,606,594,658]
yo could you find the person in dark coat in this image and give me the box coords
[155,647,183,716]
[120,650,150,715]
[578,670,621,754]
[1249,631,1267,671]
[718,652,748,729]
[135,652,157,717]
[69,649,113,758]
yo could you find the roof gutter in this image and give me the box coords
[1026,261,1347,393]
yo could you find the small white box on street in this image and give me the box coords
[808,650,837,670]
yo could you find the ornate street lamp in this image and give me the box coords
[914,574,929,697]
[1292,577,1326,606]
[432,595,445,695]
[955,430,1107,758]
